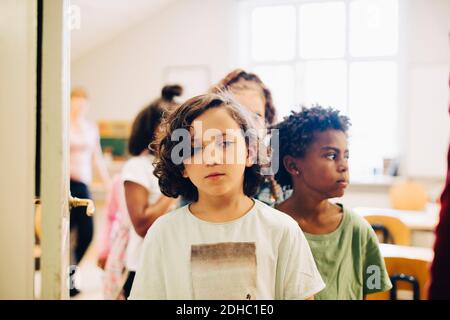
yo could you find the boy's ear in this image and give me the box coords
[283,155,301,176]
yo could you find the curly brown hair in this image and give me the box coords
[272,106,351,188]
[153,92,266,202]
[211,69,277,126]
[128,85,183,156]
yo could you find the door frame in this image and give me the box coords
[40,0,71,300]
[0,0,37,300]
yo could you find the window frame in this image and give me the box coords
[240,0,402,177]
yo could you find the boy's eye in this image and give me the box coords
[191,146,203,155]
[190,140,234,155]
[219,141,234,148]
[326,153,337,160]
[253,113,265,124]
[344,153,350,160]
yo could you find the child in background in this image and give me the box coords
[97,175,127,269]
[212,69,283,205]
[273,106,392,299]
[69,88,112,296]
[129,93,325,300]
[121,85,181,298]
[212,69,277,128]
[97,175,130,299]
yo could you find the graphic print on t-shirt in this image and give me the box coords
[191,242,257,300]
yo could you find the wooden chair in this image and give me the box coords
[367,256,430,300]
[389,180,428,211]
[364,215,411,246]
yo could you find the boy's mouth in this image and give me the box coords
[205,172,226,179]
[336,179,348,187]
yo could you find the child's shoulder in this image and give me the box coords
[143,205,187,235]
[339,204,376,238]
[156,204,187,224]
[151,200,301,235]
[254,199,302,232]
[122,155,145,171]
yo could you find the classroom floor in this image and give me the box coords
[70,247,104,300]
[34,201,107,300]
[71,203,105,300]
[34,242,104,300]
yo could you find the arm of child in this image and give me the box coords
[124,181,176,237]
[276,223,325,300]
[362,226,393,296]
[128,220,166,299]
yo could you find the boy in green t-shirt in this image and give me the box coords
[273,106,392,299]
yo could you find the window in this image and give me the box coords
[299,2,346,59]
[251,6,296,61]
[245,0,399,177]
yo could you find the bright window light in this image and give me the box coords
[296,60,347,114]
[299,2,346,59]
[253,65,295,120]
[246,0,399,178]
[350,0,398,57]
[251,6,296,61]
[349,61,398,175]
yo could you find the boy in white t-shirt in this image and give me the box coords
[129,92,325,300]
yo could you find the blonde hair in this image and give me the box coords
[71,87,88,99]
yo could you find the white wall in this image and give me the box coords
[71,0,239,122]
[401,0,450,179]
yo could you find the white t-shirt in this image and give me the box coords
[121,154,161,271]
[129,199,325,300]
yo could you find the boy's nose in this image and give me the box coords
[203,144,223,166]
[338,159,349,172]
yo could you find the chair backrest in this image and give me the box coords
[389,180,428,211]
[366,256,430,300]
[386,257,430,300]
[364,215,411,246]
[370,223,392,243]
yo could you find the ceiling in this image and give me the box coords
[70,0,176,61]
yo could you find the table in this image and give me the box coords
[379,243,434,262]
[353,204,440,232]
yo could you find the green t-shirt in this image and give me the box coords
[304,204,392,300]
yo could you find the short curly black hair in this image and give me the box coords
[272,106,351,188]
[153,92,266,202]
